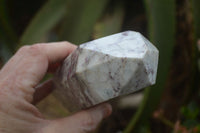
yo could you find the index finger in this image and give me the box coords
[1,41,77,73]
[30,41,77,63]
[0,41,77,102]
[24,42,77,72]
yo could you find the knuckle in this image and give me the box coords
[17,44,43,57]
[18,45,30,53]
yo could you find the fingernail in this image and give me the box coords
[101,103,112,118]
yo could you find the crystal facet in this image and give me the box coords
[53,31,159,112]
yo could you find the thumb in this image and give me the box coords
[42,103,112,133]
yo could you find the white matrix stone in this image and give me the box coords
[53,31,159,112]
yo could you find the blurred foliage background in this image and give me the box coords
[0,0,200,132]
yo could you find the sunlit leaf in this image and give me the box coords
[93,1,124,39]
[59,0,109,44]
[18,0,69,47]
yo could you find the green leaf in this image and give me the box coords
[124,0,176,132]
[59,0,109,44]
[192,0,200,40]
[93,1,125,38]
[192,0,200,85]
[0,0,17,51]
[0,42,12,63]
[182,119,199,129]
[181,101,200,120]
[195,125,200,132]
[18,0,69,47]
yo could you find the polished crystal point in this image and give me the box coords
[53,31,159,112]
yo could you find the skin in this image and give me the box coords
[0,42,112,133]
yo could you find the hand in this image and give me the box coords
[0,42,112,133]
